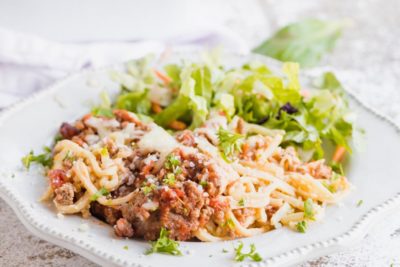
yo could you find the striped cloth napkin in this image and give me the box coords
[0,27,249,109]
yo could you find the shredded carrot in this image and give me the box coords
[151,102,163,114]
[241,143,249,156]
[332,145,346,163]
[154,69,172,85]
[82,113,92,121]
[169,120,187,131]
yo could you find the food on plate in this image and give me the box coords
[23,53,354,242]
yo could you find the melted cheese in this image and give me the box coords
[85,117,120,138]
[137,123,179,168]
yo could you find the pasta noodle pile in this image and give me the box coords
[44,110,350,241]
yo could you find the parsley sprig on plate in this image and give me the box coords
[22,146,53,169]
[304,198,315,220]
[145,228,182,256]
[234,242,262,262]
[217,127,244,161]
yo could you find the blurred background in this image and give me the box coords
[0,0,399,266]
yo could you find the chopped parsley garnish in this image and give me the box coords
[304,198,315,220]
[123,245,129,250]
[322,181,336,193]
[217,127,244,161]
[296,221,307,233]
[174,166,183,175]
[356,200,363,207]
[145,228,182,256]
[222,248,229,253]
[163,173,176,186]
[224,218,235,229]
[234,242,262,262]
[63,150,76,162]
[142,184,157,195]
[165,154,180,169]
[199,180,208,188]
[90,187,110,201]
[238,198,245,206]
[165,154,182,175]
[22,146,53,169]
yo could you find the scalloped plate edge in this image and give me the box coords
[0,52,399,267]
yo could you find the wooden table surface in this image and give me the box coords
[1,0,400,266]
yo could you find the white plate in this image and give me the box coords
[0,52,399,267]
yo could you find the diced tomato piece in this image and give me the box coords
[48,169,67,188]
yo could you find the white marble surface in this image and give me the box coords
[1,0,400,266]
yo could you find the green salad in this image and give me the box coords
[95,53,353,161]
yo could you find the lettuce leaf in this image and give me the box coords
[155,65,210,128]
[115,89,151,115]
[109,53,353,159]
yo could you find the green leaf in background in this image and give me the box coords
[252,19,347,67]
[315,71,343,90]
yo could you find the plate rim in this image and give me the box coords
[0,51,400,267]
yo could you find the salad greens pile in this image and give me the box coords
[104,53,354,160]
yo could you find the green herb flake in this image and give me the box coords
[145,228,182,256]
[234,242,262,262]
[304,199,315,220]
[123,245,129,250]
[225,218,235,229]
[165,154,182,175]
[142,184,157,195]
[63,150,76,162]
[222,248,229,253]
[296,221,307,233]
[174,166,183,175]
[238,198,245,206]
[90,187,110,201]
[165,154,180,168]
[356,200,363,207]
[217,127,244,161]
[163,173,176,186]
[22,147,53,170]
[322,181,336,193]
[199,180,208,188]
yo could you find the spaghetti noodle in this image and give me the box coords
[43,109,350,241]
